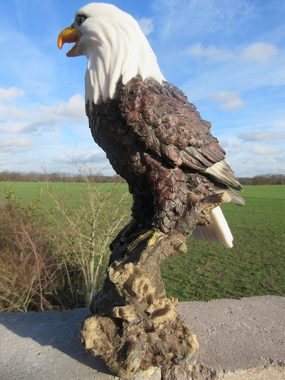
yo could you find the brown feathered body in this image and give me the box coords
[86,76,241,236]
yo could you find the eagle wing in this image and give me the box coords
[118,77,241,190]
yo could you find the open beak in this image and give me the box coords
[57,25,81,57]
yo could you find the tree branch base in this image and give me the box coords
[79,193,229,378]
[80,231,198,378]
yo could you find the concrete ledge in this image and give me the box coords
[0,296,284,379]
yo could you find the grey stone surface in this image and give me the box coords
[0,296,284,379]
[178,296,285,371]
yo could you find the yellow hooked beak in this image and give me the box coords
[57,25,81,57]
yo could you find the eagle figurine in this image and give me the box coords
[58,3,244,249]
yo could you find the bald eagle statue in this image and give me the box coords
[58,2,244,249]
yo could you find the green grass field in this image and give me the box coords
[0,182,284,301]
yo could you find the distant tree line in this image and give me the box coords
[0,171,284,184]
[239,174,285,185]
[0,171,125,183]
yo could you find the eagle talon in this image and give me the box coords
[147,230,159,247]
[110,219,139,251]
[126,228,159,254]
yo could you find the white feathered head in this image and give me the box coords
[58,3,165,104]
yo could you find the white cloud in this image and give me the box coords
[0,104,30,124]
[0,91,104,174]
[185,43,233,61]
[185,42,278,64]
[220,139,244,156]
[211,92,245,110]
[239,129,285,142]
[209,113,285,176]
[231,155,285,177]
[39,94,86,125]
[52,150,113,175]
[138,17,154,36]
[240,42,277,63]
[0,94,86,135]
[183,43,285,102]
[0,137,33,155]
[0,87,24,101]
[252,145,282,155]
[56,151,107,165]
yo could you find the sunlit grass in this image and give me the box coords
[0,182,284,302]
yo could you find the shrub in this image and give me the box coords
[0,193,62,311]
[49,179,129,307]
[0,181,129,311]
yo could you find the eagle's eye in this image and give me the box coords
[75,14,87,26]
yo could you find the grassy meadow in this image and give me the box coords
[0,181,284,304]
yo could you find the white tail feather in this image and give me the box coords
[192,206,233,248]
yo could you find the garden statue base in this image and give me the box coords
[80,193,229,379]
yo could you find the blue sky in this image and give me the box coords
[0,0,285,176]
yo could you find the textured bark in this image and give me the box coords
[79,192,229,379]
